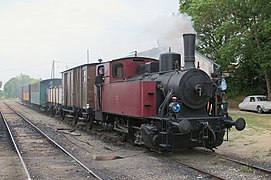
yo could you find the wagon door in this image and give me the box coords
[87,65,96,109]
[63,73,68,106]
[64,71,73,107]
[82,66,88,108]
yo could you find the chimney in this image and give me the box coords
[183,33,196,69]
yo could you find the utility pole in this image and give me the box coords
[51,60,55,78]
[87,49,90,64]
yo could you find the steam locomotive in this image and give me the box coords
[19,33,246,152]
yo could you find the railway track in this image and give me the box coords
[0,102,103,180]
[12,102,231,179]
[171,158,226,180]
[0,107,31,179]
[12,100,271,179]
[167,148,271,180]
[0,108,27,179]
[198,149,271,177]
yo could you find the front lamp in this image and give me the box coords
[169,102,181,113]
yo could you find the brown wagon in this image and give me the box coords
[19,84,31,105]
[61,63,98,126]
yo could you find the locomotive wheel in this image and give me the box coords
[117,131,127,142]
[117,117,128,142]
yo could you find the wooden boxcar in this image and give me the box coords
[47,82,62,106]
[20,84,31,105]
[46,79,62,115]
[30,82,40,105]
[61,63,98,123]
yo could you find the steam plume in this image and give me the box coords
[158,13,196,53]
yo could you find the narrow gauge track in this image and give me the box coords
[13,101,270,179]
[0,108,28,179]
[198,149,271,177]
[168,148,271,180]
[1,102,103,180]
[14,102,227,179]
[57,113,225,179]
[0,107,31,179]
[169,158,226,180]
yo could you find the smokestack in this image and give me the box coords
[183,33,196,69]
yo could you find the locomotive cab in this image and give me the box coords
[94,57,159,121]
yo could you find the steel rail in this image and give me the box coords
[0,110,32,180]
[5,103,103,180]
[172,158,225,180]
[199,150,271,175]
[219,155,271,174]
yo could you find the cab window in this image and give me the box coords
[112,63,123,78]
[97,66,105,76]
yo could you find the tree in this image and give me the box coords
[179,0,271,99]
[4,74,39,98]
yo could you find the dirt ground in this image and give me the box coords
[217,109,271,162]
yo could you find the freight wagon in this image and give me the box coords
[19,78,62,111]
[61,63,98,127]
[46,79,63,115]
[19,84,31,105]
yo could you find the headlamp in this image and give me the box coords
[169,102,181,113]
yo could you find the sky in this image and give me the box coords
[0,0,195,87]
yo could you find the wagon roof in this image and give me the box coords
[61,62,100,73]
[61,57,158,73]
[110,56,158,62]
[40,78,62,82]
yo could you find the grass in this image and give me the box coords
[239,166,253,173]
[228,96,271,130]
[229,110,271,131]
[226,109,271,151]
[223,104,271,158]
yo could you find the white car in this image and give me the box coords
[238,95,271,114]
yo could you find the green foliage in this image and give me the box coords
[180,0,271,98]
[3,74,39,98]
